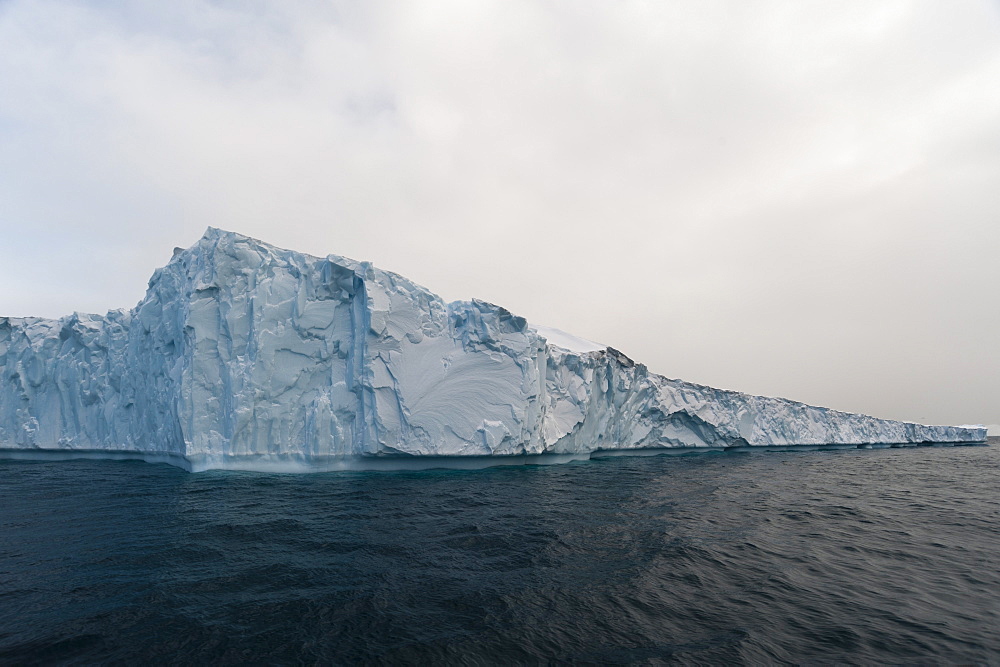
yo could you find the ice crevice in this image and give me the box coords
[0,228,987,472]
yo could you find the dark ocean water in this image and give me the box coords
[1,442,999,665]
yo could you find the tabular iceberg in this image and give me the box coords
[0,229,986,471]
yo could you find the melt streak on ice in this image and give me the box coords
[0,229,986,471]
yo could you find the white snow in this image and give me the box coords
[531,325,606,353]
[0,228,988,471]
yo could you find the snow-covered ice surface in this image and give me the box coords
[531,325,606,353]
[0,229,987,471]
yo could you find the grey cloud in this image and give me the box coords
[0,0,997,427]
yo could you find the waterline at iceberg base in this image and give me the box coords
[0,229,986,472]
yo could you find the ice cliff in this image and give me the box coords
[0,229,986,471]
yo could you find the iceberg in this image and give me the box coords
[0,229,986,471]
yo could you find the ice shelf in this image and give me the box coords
[0,229,986,471]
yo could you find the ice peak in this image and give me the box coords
[199,226,257,243]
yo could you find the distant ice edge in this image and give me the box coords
[0,228,987,473]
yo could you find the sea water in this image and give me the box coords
[1,442,998,663]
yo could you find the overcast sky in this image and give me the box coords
[1,0,998,429]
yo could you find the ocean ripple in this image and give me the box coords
[1,443,998,663]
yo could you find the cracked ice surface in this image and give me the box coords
[0,229,987,471]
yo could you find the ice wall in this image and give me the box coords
[0,229,986,470]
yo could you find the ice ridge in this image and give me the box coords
[0,228,987,471]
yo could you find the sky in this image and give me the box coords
[1,0,998,430]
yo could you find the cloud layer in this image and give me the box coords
[1,0,998,427]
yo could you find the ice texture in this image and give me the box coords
[0,229,987,471]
